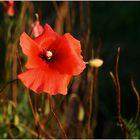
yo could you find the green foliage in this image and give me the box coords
[123,118,140,139]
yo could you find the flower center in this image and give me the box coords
[46,51,53,60]
[39,49,54,63]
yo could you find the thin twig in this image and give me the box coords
[48,95,67,139]
[48,95,53,111]
[110,48,131,137]
[52,1,59,15]
[27,92,38,125]
[27,91,41,138]
[131,79,140,124]
[16,51,23,72]
[51,1,61,20]
[92,68,99,136]
[115,47,123,130]
[7,125,15,139]
[87,68,94,137]
[46,96,64,128]
[21,124,39,137]
[0,79,18,93]
[109,71,117,86]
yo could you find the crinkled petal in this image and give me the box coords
[49,33,86,75]
[20,32,49,69]
[34,24,59,44]
[18,68,71,95]
[65,33,82,57]
[25,45,45,69]
[20,32,39,56]
[39,37,56,50]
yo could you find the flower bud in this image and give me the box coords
[88,58,103,68]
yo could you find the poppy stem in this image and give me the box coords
[87,67,93,137]
[16,51,23,72]
[92,68,99,136]
[115,48,123,130]
[45,96,64,128]
[131,79,140,125]
[27,91,46,138]
[48,95,67,139]
[109,71,117,86]
[27,91,39,137]
[110,48,129,137]
[35,13,39,21]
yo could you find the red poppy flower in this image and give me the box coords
[6,0,14,16]
[18,24,86,95]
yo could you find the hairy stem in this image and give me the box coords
[92,68,99,136]
[87,68,93,137]
[131,79,140,124]
[48,95,67,139]
[115,47,123,129]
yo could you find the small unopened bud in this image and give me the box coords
[88,58,103,68]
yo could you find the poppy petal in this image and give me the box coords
[20,32,45,69]
[39,37,56,50]
[34,24,59,44]
[20,32,39,56]
[25,45,45,69]
[18,68,71,95]
[49,33,86,75]
[65,33,82,57]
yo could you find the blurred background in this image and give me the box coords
[0,1,140,138]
